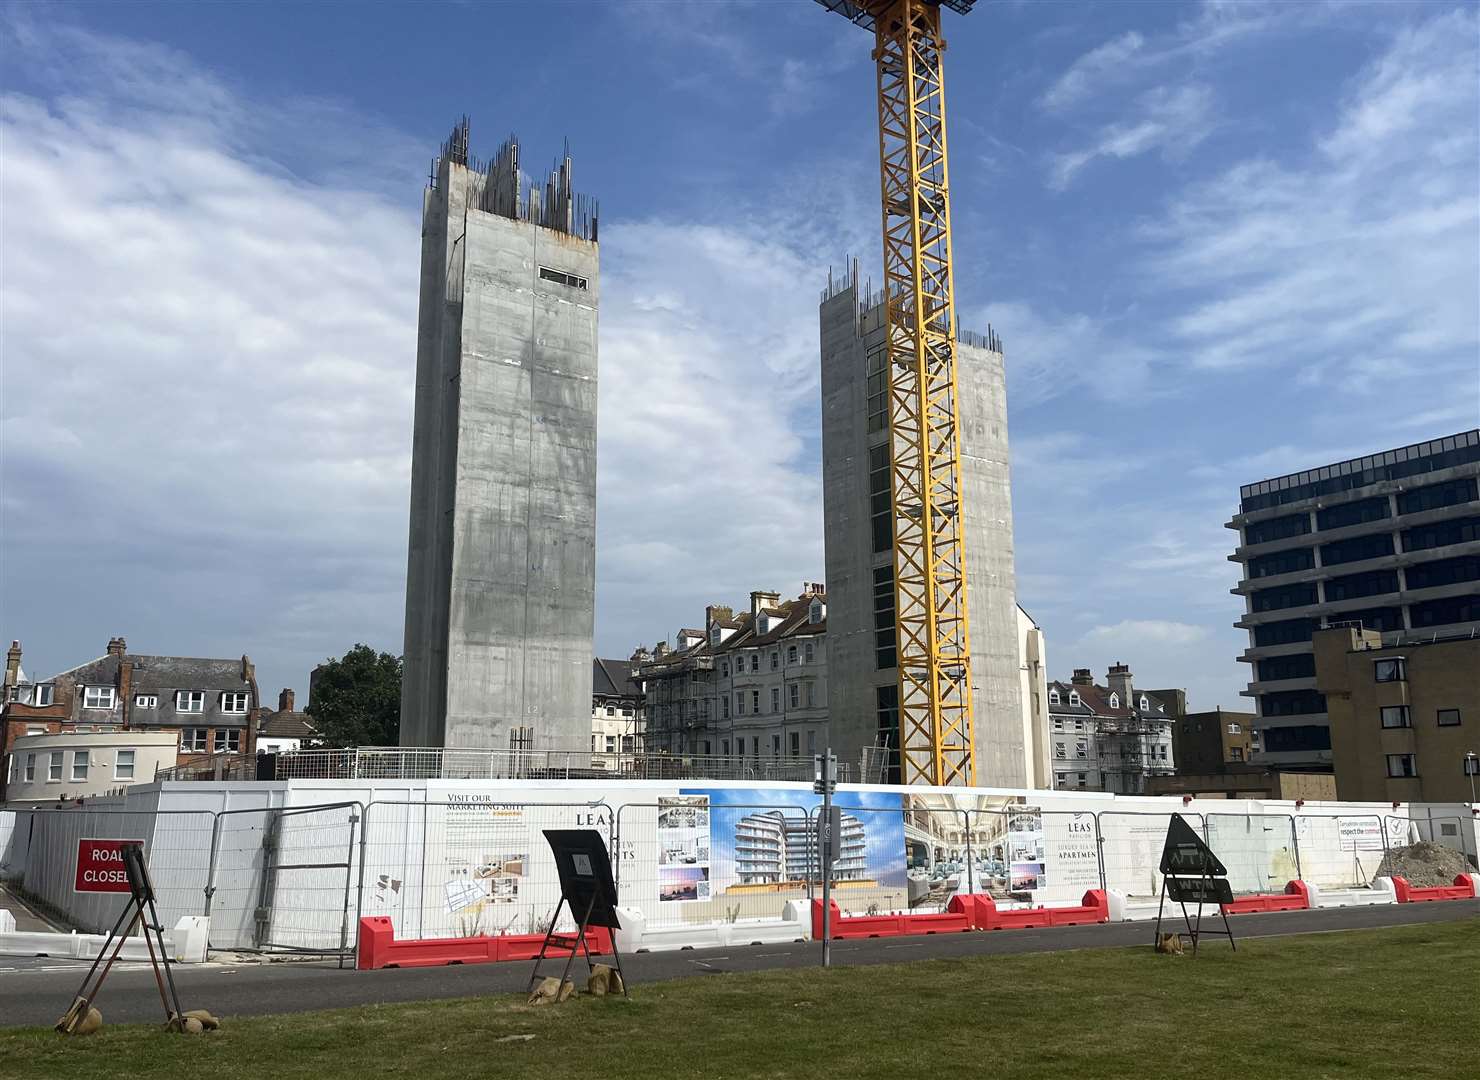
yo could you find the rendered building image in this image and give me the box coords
[1228,430,1480,770]
[400,121,600,752]
[733,809,867,885]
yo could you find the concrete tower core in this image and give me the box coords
[819,264,1025,786]
[401,121,599,751]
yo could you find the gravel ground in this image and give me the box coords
[1374,841,1473,887]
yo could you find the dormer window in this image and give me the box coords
[809,600,824,624]
[1068,691,1080,707]
[1048,689,1060,706]
[711,627,722,645]
[83,686,115,710]
[1139,695,1149,710]
[1108,693,1120,709]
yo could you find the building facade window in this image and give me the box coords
[1108,693,1119,709]
[71,751,89,780]
[804,641,815,664]
[221,692,250,714]
[1244,513,1311,545]
[722,696,730,719]
[790,732,800,756]
[1054,742,1066,759]
[1075,741,1087,759]
[1048,689,1060,705]
[1320,532,1395,566]
[83,686,115,710]
[1373,658,1406,683]
[873,564,896,669]
[1247,547,1315,579]
[789,684,800,708]
[24,754,37,781]
[134,695,158,709]
[213,729,242,753]
[115,750,135,779]
[788,645,798,664]
[721,662,729,678]
[176,691,205,713]
[1229,747,1244,762]
[49,751,64,781]
[770,651,779,671]
[1227,722,1242,734]
[1385,753,1417,778]
[181,728,208,752]
[772,735,781,756]
[1316,496,1390,531]
[750,654,759,673]
[35,684,54,706]
[1437,708,1461,727]
[1068,691,1080,706]
[751,690,760,713]
[869,444,892,553]
[1397,477,1477,515]
[770,687,780,713]
[1253,618,1316,647]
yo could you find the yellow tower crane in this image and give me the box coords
[817,0,978,787]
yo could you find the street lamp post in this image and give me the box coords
[1465,751,1478,805]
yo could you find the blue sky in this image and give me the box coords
[2,1,1477,714]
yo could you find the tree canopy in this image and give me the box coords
[305,644,402,748]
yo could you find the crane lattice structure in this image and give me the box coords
[818,0,978,787]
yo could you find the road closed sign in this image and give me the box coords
[75,838,145,893]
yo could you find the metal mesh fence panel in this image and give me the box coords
[360,800,614,942]
[1204,813,1300,896]
[1292,814,1389,889]
[256,803,361,954]
[1098,811,1200,901]
[896,804,977,911]
[19,807,215,934]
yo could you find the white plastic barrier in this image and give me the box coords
[0,915,210,963]
[1304,878,1398,909]
[615,903,808,953]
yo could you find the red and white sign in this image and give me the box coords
[74,838,145,893]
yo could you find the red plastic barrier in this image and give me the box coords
[949,890,1109,931]
[810,900,905,940]
[1220,880,1310,915]
[356,917,612,970]
[1392,874,1476,904]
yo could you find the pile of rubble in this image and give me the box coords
[1374,842,1473,888]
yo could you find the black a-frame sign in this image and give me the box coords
[1155,814,1235,955]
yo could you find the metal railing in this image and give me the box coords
[272,747,856,783]
[155,756,258,783]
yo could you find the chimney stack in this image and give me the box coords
[4,640,20,693]
[750,590,781,618]
[279,688,296,712]
[1071,668,1093,687]
[1107,662,1133,703]
[106,637,127,657]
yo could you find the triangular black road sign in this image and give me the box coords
[1159,813,1227,877]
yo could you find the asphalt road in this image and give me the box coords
[2,900,1473,1028]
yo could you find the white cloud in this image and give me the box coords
[1039,1,1298,113]
[1081,620,1211,648]
[0,17,834,698]
[1050,84,1215,189]
[1040,31,1146,112]
[1144,7,1479,377]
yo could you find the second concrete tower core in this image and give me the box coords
[401,121,599,752]
[820,265,1026,786]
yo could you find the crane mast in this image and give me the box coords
[819,0,977,787]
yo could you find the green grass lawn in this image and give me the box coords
[3,919,1476,1080]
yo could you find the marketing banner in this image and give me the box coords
[657,795,711,903]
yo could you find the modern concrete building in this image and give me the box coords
[401,121,599,752]
[1046,666,1176,794]
[1228,430,1480,770]
[1314,624,1480,803]
[819,267,1024,786]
